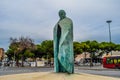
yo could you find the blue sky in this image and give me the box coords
[0,0,120,51]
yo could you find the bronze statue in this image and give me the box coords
[53,10,74,73]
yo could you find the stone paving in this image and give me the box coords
[0,72,119,80]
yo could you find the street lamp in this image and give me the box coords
[106,20,112,43]
[106,20,112,55]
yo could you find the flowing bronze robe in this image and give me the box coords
[54,17,74,73]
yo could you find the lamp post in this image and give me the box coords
[106,20,112,43]
[106,20,112,55]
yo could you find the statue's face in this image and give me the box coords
[59,10,66,20]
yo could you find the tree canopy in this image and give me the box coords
[6,37,120,66]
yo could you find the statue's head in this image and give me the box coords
[59,10,66,20]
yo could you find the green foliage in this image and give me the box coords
[33,45,44,58]
[115,44,120,51]
[40,40,53,59]
[24,50,35,58]
[86,40,99,52]
[81,42,90,51]
[6,49,14,60]
[6,37,35,67]
[99,42,116,52]
[73,42,83,55]
[7,37,120,62]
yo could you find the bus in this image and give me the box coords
[103,56,120,69]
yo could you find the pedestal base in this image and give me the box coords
[0,72,119,80]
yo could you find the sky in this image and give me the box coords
[0,0,120,51]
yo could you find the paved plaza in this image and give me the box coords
[0,66,120,78]
[0,72,120,80]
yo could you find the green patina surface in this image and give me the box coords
[53,10,74,74]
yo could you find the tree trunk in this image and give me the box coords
[90,53,93,67]
[21,55,24,67]
[21,49,26,67]
[16,59,19,67]
[83,52,86,65]
[90,57,93,67]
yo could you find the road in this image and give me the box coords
[0,67,120,78]
[75,69,120,78]
[0,67,53,76]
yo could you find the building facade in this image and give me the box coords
[0,48,4,61]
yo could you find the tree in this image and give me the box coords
[7,37,120,67]
[7,37,35,67]
[19,37,35,66]
[40,40,53,61]
[34,44,44,58]
[6,49,14,61]
[84,40,99,66]
[115,44,120,51]
[80,42,90,64]
[7,37,21,66]
[99,42,116,55]
[73,42,83,57]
